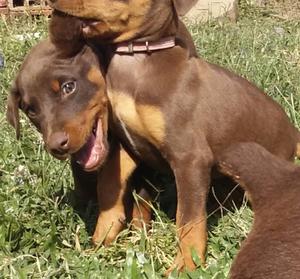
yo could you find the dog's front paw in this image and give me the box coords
[165,254,185,276]
[92,212,126,246]
[166,221,207,275]
[165,251,197,276]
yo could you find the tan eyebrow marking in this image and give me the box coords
[51,80,60,93]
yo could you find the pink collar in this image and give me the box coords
[114,36,176,53]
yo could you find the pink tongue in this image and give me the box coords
[74,119,105,170]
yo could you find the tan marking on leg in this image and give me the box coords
[166,215,207,274]
[109,92,165,147]
[93,203,127,246]
[93,144,137,245]
[120,148,136,184]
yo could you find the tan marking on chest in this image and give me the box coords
[108,91,165,147]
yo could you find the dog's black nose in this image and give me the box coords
[48,131,70,156]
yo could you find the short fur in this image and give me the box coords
[6,38,153,247]
[218,142,300,279]
[46,0,300,272]
[6,40,108,166]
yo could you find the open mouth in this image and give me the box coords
[73,118,107,171]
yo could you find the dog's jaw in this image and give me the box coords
[73,117,108,172]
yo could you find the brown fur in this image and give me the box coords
[131,187,152,229]
[47,0,300,272]
[218,142,300,279]
[6,38,152,247]
[92,142,135,245]
[6,40,108,163]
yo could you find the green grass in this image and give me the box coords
[0,4,300,278]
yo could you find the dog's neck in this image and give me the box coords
[112,9,178,54]
[109,19,197,58]
[89,16,197,71]
[128,2,178,43]
[113,36,176,54]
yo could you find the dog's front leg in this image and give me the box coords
[92,142,136,246]
[168,148,213,273]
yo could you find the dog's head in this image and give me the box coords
[6,37,109,172]
[47,0,198,42]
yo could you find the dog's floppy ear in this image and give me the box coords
[6,81,21,139]
[173,0,198,16]
[49,10,85,57]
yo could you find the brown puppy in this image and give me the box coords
[218,142,300,279]
[6,36,110,200]
[7,40,108,172]
[48,0,300,272]
[6,29,152,245]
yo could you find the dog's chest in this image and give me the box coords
[107,89,166,151]
[108,91,169,172]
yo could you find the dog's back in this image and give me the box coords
[219,142,300,279]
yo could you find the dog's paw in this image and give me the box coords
[92,213,126,246]
[165,245,206,276]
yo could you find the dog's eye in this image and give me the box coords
[27,106,36,118]
[61,81,76,95]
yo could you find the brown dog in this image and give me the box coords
[218,142,300,279]
[47,0,300,272]
[6,36,110,200]
[6,24,153,246]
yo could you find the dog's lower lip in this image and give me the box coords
[79,154,99,171]
[73,117,106,171]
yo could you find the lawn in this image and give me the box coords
[0,2,299,278]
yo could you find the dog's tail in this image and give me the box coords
[218,142,297,209]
